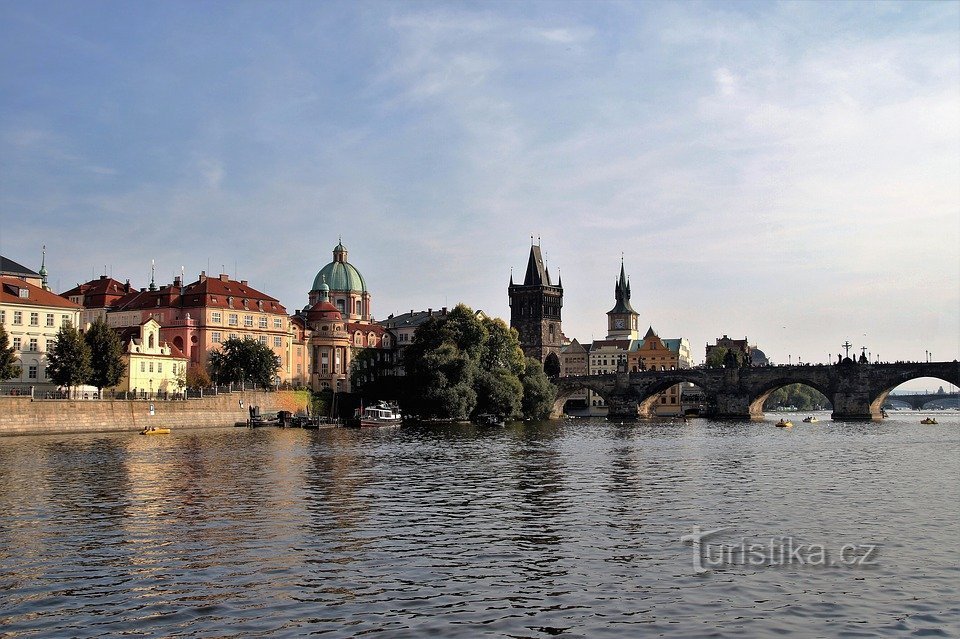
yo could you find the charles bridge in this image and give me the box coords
[553,361,960,421]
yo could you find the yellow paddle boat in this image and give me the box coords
[920,418,938,425]
[802,416,819,423]
[140,426,171,435]
[775,419,793,428]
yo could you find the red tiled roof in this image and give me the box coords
[0,276,83,310]
[111,273,288,315]
[61,276,132,309]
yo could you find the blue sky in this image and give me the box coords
[1,1,958,375]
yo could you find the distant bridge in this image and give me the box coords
[554,361,960,421]
[885,392,959,409]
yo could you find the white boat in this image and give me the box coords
[358,402,402,428]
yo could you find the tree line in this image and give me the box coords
[352,304,556,420]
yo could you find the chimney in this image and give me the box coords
[199,271,207,282]
[219,273,228,282]
[428,308,433,316]
[442,307,447,315]
[240,280,248,287]
[173,276,182,287]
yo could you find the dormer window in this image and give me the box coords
[18,288,28,299]
[211,296,217,303]
[227,296,233,306]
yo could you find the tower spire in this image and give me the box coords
[149,259,157,291]
[39,245,49,290]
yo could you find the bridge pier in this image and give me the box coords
[708,392,763,421]
[831,391,882,421]
[606,395,640,421]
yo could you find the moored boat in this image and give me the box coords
[357,402,402,428]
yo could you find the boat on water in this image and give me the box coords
[802,416,819,423]
[140,426,171,435]
[475,413,507,427]
[357,402,402,428]
[921,418,938,425]
[775,419,793,428]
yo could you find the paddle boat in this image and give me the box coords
[140,426,171,435]
[920,417,938,425]
[775,419,793,428]
[802,416,819,423]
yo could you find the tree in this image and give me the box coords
[46,322,92,396]
[520,357,557,420]
[84,317,126,391]
[706,346,747,369]
[0,324,20,381]
[185,363,211,389]
[208,337,281,387]
[764,384,831,410]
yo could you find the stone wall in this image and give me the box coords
[0,391,306,437]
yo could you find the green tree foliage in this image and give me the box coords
[208,337,281,387]
[706,346,747,368]
[351,347,401,403]
[0,324,20,381]
[46,322,92,393]
[401,305,556,420]
[764,384,831,410]
[84,317,126,391]
[186,363,211,389]
[520,357,557,420]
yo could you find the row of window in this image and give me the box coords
[211,332,285,348]
[138,360,185,374]
[0,310,71,328]
[10,337,43,352]
[209,312,284,329]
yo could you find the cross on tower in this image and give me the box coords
[842,340,852,358]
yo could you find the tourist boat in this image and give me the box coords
[357,402,402,428]
[140,426,171,435]
[920,418,938,425]
[802,416,819,423]
[775,419,793,428]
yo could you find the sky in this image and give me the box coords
[1,1,958,382]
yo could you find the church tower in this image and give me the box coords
[509,242,564,364]
[606,259,639,340]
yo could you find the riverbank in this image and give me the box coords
[0,390,308,436]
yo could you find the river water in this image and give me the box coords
[1,412,958,638]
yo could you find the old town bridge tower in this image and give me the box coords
[509,243,565,370]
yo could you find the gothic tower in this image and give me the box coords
[509,243,564,364]
[606,259,639,340]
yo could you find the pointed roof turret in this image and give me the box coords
[523,244,550,286]
[607,259,638,315]
[644,325,657,339]
[148,260,157,291]
[39,245,49,290]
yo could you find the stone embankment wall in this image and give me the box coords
[0,391,307,437]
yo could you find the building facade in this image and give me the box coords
[115,318,188,396]
[107,272,300,384]
[1,276,83,393]
[62,275,133,327]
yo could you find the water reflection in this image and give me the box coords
[0,412,957,637]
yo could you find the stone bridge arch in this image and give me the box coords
[867,364,960,418]
[627,370,714,418]
[747,375,835,419]
[552,377,614,418]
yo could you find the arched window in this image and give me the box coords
[148,333,155,349]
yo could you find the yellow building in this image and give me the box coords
[116,319,188,396]
[1,275,83,393]
[628,327,694,416]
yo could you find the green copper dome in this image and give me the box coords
[311,242,367,294]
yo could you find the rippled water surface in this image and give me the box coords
[1,413,959,638]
